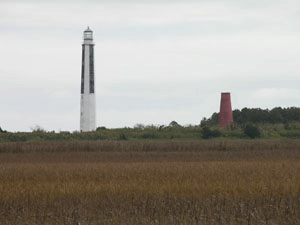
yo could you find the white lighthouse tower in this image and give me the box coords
[80,27,96,132]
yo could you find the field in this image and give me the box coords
[0,141,300,224]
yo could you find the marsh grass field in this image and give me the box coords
[0,141,300,224]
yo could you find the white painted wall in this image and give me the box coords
[80,36,96,132]
[80,93,96,132]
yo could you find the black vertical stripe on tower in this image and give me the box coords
[89,45,94,94]
[81,45,85,94]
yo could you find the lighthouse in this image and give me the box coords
[80,27,96,132]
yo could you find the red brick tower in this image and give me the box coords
[219,92,233,127]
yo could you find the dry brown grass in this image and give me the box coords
[0,141,299,224]
[1,140,300,153]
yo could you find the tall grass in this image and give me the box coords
[0,141,300,224]
[1,140,300,153]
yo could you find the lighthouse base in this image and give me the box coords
[80,94,96,132]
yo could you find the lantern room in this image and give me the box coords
[84,27,93,40]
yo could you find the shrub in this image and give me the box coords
[140,132,158,139]
[244,124,261,139]
[119,133,127,140]
[279,130,300,138]
[284,123,291,130]
[202,127,221,139]
[96,126,107,131]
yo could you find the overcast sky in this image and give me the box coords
[1,0,300,132]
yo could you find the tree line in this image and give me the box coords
[204,107,300,125]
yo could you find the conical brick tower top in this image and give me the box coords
[219,92,233,127]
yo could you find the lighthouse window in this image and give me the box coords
[85,33,92,39]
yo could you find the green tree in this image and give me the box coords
[169,121,180,127]
[200,117,207,128]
